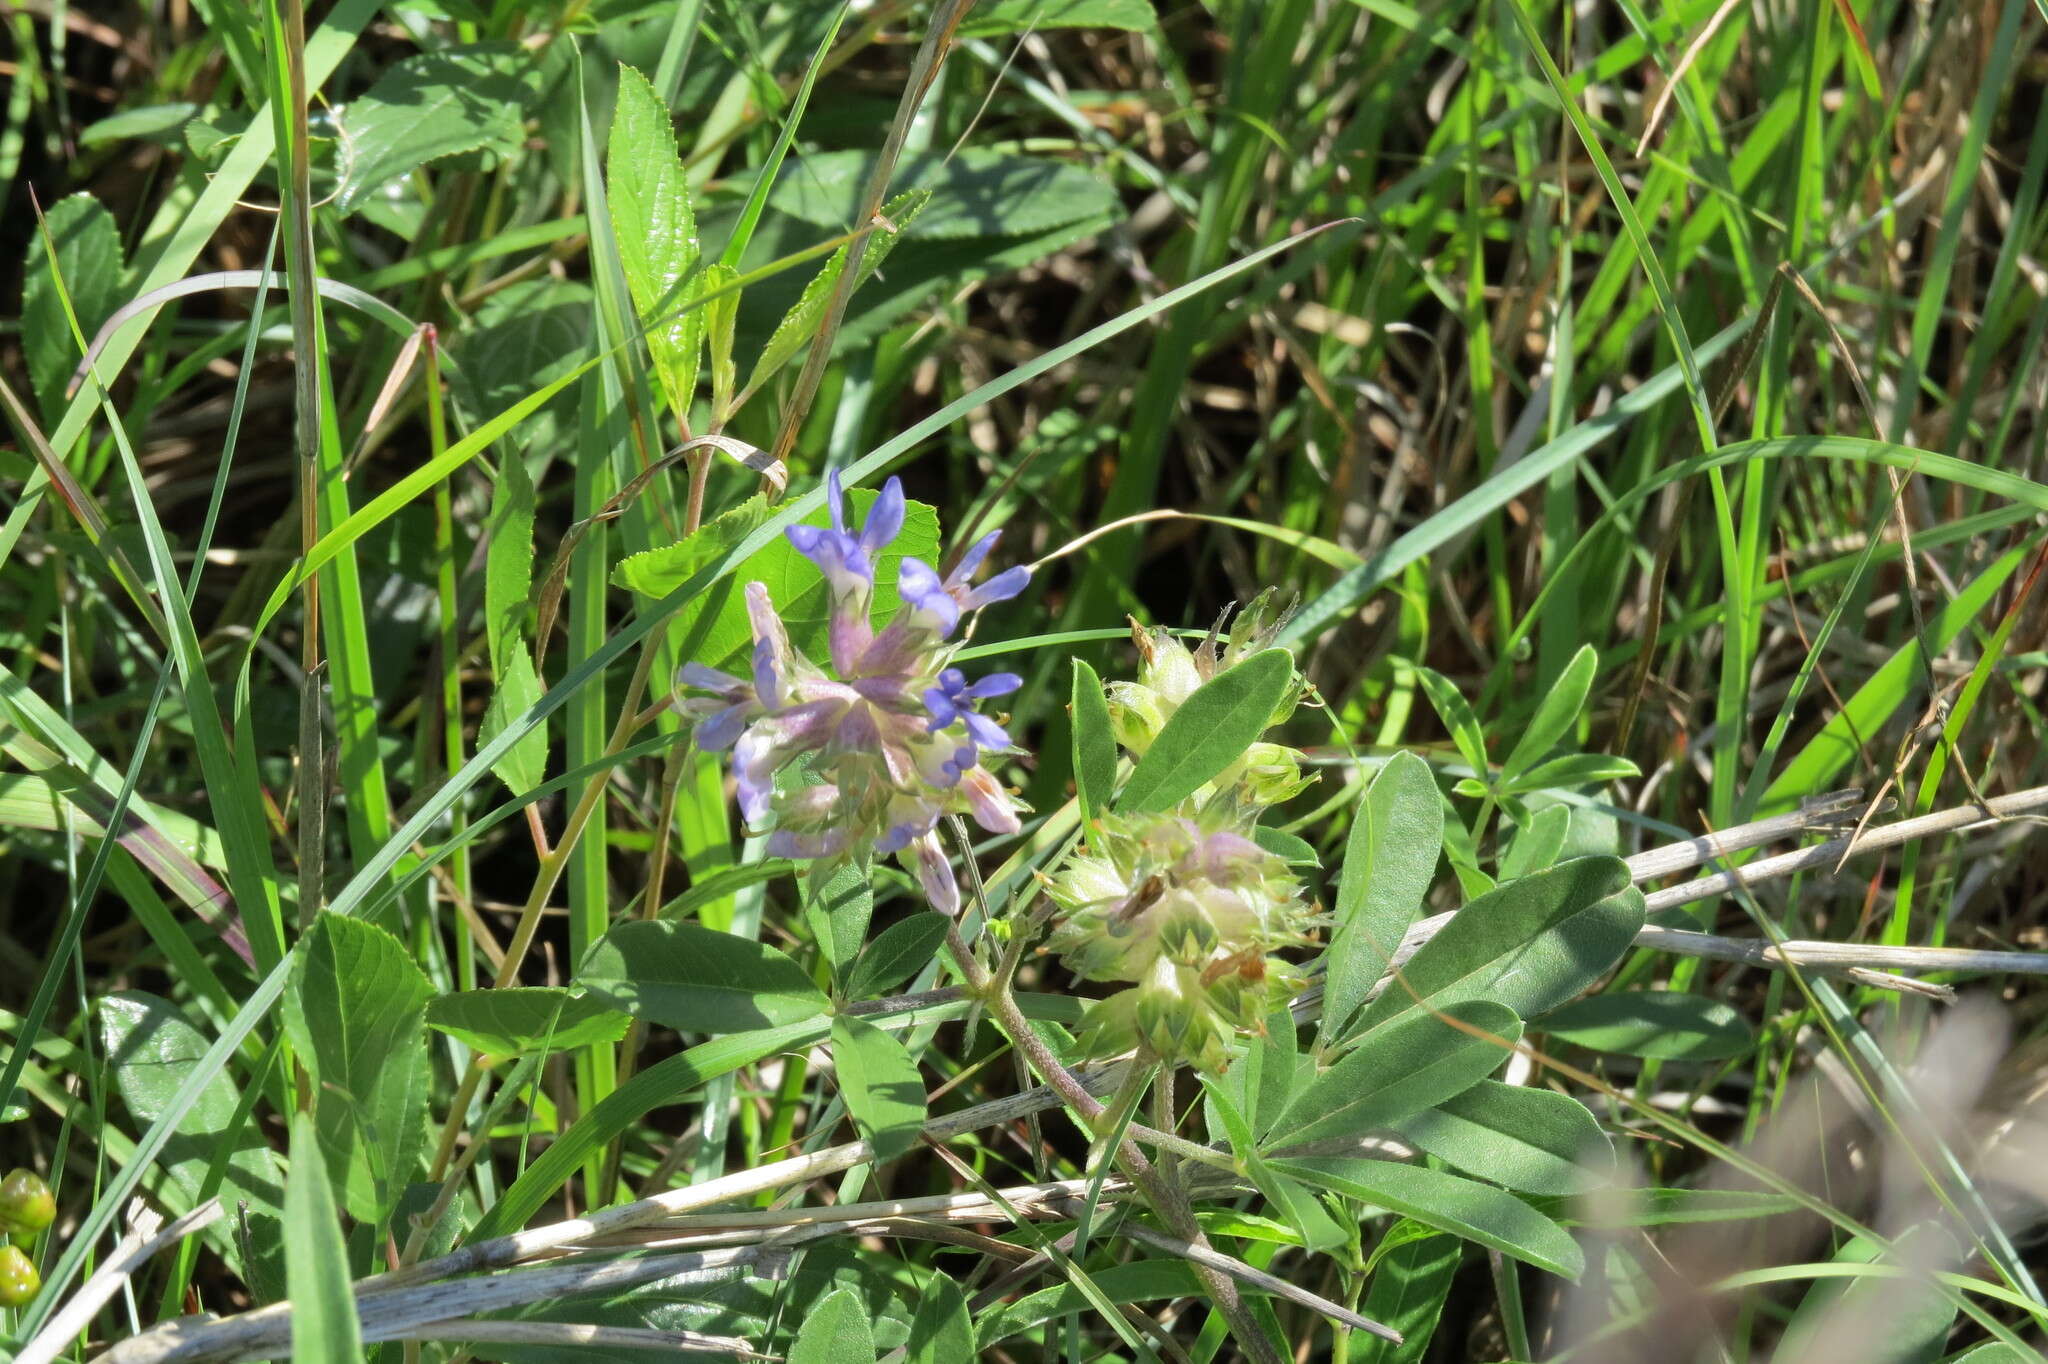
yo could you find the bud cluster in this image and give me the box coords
[679,473,1031,916]
[1047,597,1322,1070]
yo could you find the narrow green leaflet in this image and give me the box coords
[1119,649,1294,812]
[335,44,543,214]
[1502,753,1639,795]
[424,988,630,1056]
[830,1015,926,1161]
[1538,991,1753,1060]
[607,63,702,419]
[905,1272,975,1364]
[846,912,953,999]
[1320,751,1442,1043]
[791,1286,878,1364]
[1347,856,1639,1038]
[1069,657,1117,818]
[1501,644,1596,782]
[1392,1080,1611,1195]
[1274,1157,1584,1280]
[578,920,828,1032]
[1269,1001,1518,1150]
[285,1112,363,1364]
[1414,668,1489,780]
[977,1260,1207,1345]
[280,916,433,1222]
[1354,1226,1460,1364]
[97,992,284,1281]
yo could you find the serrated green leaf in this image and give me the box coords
[846,912,952,999]
[791,1286,877,1364]
[24,194,130,418]
[335,44,543,214]
[1393,1080,1611,1195]
[1538,991,1754,1060]
[578,920,828,1032]
[1321,751,1441,1044]
[607,64,702,419]
[478,647,546,796]
[286,1111,363,1364]
[743,189,927,401]
[958,0,1156,36]
[79,102,200,146]
[1275,1157,1583,1279]
[281,915,433,1223]
[1270,1001,1517,1150]
[1070,658,1116,818]
[612,496,768,597]
[830,1015,925,1161]
[424,988,631,1055]
[704,263,741,422]
[451,279,592,455]
[1503,644,1597,781]
[484,453,536,666]
[1119,649,1294,812]
[1348,857,1640,1039]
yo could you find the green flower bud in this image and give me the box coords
[0,1170,52,1237]
[0,1243,38,1307]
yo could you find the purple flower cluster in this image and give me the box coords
[678,473,1031,914]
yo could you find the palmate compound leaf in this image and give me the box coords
[1272,1156,1584,1280]
[1343,855,1644,1041]
[424,987,631,1056]
[1266,1000,1520,1150]
[578,920,828,1033]
[1118,648,1295,812]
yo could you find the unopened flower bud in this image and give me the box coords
[0,1243,38,1307]
[0,1170,52,1237]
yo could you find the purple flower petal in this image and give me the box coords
[861,477,905,554]
[964,711,1009,752]
[678,663,742,694]
[961,671,1022,699]
[826,468,848,535]
[694,703,752,752]
[946,531,1001,587]
[897,557,962,636]
[961,564,1031,610]
[908,832,961,916]
[960,767,1021,836]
